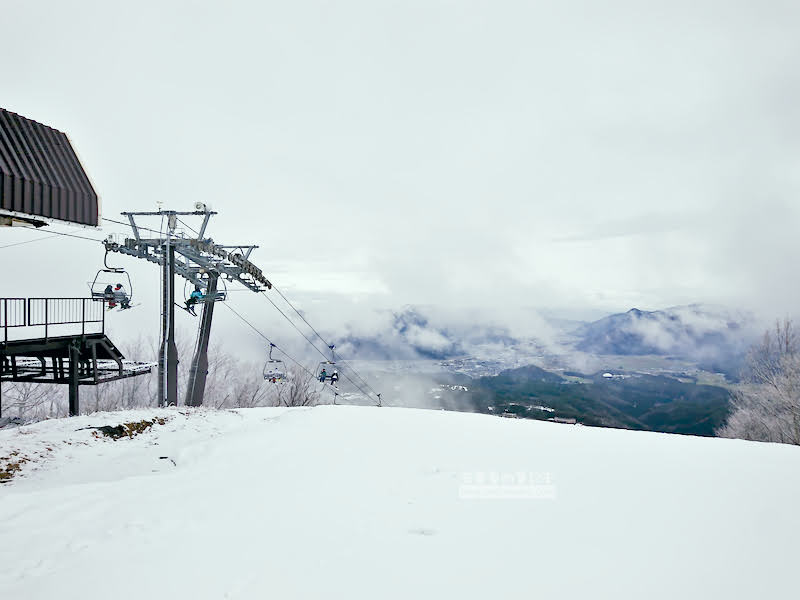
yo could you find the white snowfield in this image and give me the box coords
[1,406,799,600]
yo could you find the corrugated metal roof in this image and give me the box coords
[0,108,98,227]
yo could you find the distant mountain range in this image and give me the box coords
[572,304,756,377]
[574,304,752,355]
[336,303,759,379]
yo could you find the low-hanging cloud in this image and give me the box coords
[2,0,799,344]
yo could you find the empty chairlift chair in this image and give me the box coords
[263,343,286,383]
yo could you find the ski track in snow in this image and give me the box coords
[1,405,799,599]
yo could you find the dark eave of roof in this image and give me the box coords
[0,108,98,227]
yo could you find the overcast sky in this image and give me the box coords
[2,0,800,346]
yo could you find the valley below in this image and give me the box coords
[340,303,754,437]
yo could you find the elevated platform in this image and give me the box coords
[1,333,155,385]
[2,332,117,359]
[1,298,154,416]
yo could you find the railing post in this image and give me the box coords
[81,299,86,336]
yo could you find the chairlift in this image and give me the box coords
[263,343,286,383]
[179,276,227,316]
[316,345,339,385]
[183,277,227,305]
[89,251,134,310]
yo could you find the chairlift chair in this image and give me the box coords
[263,343,286,383]
[192,290,227,303]
[89,252,134,310]
[183,277,228,304]
[316,345,339,384]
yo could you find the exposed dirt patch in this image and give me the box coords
[91,417,169,440]
[0,451,30,483]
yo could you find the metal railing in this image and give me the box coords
[1,297,105,341]
[1,298,26,343]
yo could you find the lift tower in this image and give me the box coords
[106,207,271,407]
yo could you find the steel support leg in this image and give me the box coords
[159,243,178,407]
[68,342,80,416]
[185,274,217,407]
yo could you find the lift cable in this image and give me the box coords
[259,291,333,363]
[220,302,316,380]
[268,284,382,399]
[19,225,107,244]
[258,291,380,406]
[102,217,164,236]
[0,233,62,249]
[176,217,199,236]
[222,302,354,404]
[2,221,132,250]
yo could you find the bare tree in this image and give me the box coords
[719,319,800,445]
[275,366,322,407]
[231,368,272,408]
[197,340,285,409]
[1,332,323,421]
[1,382,65,421]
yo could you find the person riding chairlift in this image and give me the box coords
[319,368,327,383]
[330,370,339,386]
[185,285,204,316]
[111,283,130,310]
[104,284,116,309]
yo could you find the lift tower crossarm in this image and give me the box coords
[120,210,218,217]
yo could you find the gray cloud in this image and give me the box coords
[2,0,800,343]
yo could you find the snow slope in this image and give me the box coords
[1,406,799,599]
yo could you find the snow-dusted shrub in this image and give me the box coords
[718,319,800,445]
[272,366,322,407]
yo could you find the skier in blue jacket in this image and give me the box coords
[185,286,204,316]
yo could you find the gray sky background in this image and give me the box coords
[2,0,800,352]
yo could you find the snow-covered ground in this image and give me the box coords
[1,406,799,599]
